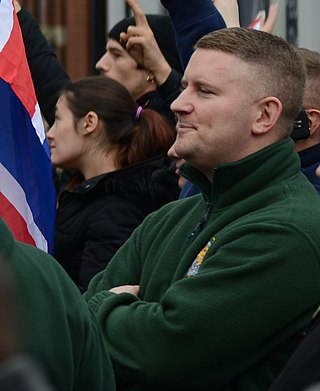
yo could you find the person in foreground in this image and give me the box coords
[84,28,320,390]
[0,253,57,390]
[0,217,115,391]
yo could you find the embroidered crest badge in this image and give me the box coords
[186,236,216,277]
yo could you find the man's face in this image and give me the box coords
[170,48,257,179]
[95,39,146,100]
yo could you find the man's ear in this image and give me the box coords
[82,111,99,135]
[252,97,282,135]
[305,108,320,135]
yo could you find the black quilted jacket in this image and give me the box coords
[54,156,179,292]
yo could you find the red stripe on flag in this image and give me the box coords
[0,2,37,118]
[0,192,36,246]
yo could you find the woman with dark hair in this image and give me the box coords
[47,76,179,292]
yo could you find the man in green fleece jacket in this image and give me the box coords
[84,26,320,391]
[0,218,115,391]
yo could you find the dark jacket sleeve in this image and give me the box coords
[156,69,182,125]
[160,0,226,68]
[17,8,71,126]
[9,235,116,391]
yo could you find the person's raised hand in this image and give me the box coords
[213,0,278,33]
[212,0,240,28]
[121,0,172,86]
[260,3,279,33]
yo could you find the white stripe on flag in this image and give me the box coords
[32,103,47,145]
[0,163,48,252]
[0,0,14,53]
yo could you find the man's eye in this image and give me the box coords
[199,88,215,95]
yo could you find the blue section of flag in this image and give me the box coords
[0,77,56,253]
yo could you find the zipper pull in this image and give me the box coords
[188,218,205,240]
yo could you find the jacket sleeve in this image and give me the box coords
[13,240,116,391]
[156,69,182,126]
[17,8,71,126]
[84,216,320,389]
[78,201,146,293]
[71,302,116,391]
[160,0,226,68]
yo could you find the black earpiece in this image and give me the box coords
[291,110,310,140]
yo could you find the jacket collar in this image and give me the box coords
[180,138,301,209]
[65,155,169,195]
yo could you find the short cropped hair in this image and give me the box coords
[295,47,320,110]
[196,28,306,135]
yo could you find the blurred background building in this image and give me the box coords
[20,0,320,81]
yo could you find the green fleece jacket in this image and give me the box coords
[85,138,320,391]
[0,218,115,391]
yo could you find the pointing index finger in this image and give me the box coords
[126,0,148,27]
